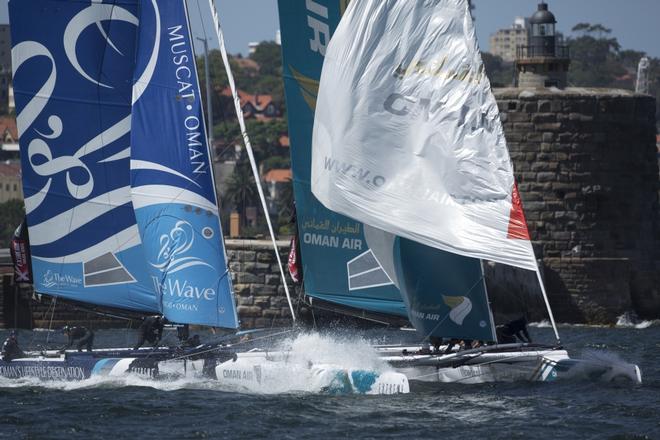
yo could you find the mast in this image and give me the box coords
[206,0,296,322]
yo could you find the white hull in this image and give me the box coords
[376,344,642,384]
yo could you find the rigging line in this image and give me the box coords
[534,266,560,343]
[45,296,57,346]
[166,328,295,362]
[206,0,296,322]
[195,0,209,41]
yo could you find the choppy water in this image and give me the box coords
[1,323,658,440]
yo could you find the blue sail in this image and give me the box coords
[8,0,159,313]
[130,0,238,328]
[277,0,407,318]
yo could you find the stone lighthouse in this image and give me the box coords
[515,1,570,88]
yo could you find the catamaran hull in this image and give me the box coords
[0,354,159,380]
[379,346,642,384]
[0,347,215,381]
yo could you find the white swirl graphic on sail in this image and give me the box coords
[442,295,473,325]
[132,0,161,104]
[131,160,201,187]
[151,221,213,274]
[64,3,138,88]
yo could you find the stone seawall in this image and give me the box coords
[225,239,297,329]
[494,87,660,323]
[1,89,659,329]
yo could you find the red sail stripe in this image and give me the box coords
[507,182,531,240]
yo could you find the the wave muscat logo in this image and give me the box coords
[150,220,212,274]
[41,270,82,289]
[150,220,218,313]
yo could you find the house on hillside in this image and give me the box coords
[263,168,291,215]
[0,161,22,203]
[220,87,280,120]
[0,116,19,158]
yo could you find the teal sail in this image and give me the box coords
[277,0,406,318]
[281,0,497,342]
[130,0,238,328]
[9,0,159,313]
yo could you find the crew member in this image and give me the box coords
[2,331,24,361]
[182,334,201,348]
[61,326,95,352]
[133,315,164,350]
[496,317,532,344]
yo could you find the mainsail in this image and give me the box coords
[9,0,159,313]
[278,0,407,318]
[130,0,238,328]
[280,0,496,341]
[312,0,538,272]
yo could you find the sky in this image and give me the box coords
[0,0,659,58]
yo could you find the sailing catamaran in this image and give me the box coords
[1,0,409,394]
[272,0,642,384]
[1,0,641,389]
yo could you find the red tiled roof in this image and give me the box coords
[220,87,273,113]
[0,116,18,141]
[263,168,292,183]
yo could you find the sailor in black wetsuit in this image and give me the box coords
[133,315,164,350]
[61,326,95,352]
[496,317,532,344]
[2,331,24,361]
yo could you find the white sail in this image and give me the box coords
[312,0,537,271]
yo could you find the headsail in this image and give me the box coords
[130,0,238,328]
[311,0,538,272]
[9,0,159,313]
[277,0,407,318]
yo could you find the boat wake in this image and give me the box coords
[561,349,643,384]
[275,332,393,374]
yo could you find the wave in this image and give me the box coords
[615,312,660,329]
[530,314,660,329]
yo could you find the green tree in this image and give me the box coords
[250,41,282,77]
[224,160,258,228]
[566,24,624,87]
[481,52,514,87]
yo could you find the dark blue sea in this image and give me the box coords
[1,323,658,440]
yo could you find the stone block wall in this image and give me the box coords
[226,239,297,329]
[494,87,660,323]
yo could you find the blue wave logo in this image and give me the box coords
[151,221,213,274]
